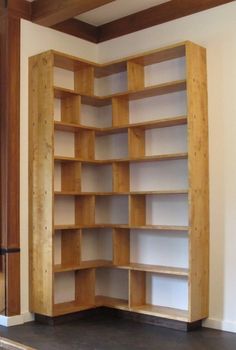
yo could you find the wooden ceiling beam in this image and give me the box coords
[31,0,115,27]
[52,18,99,43]
[99,0,235,42]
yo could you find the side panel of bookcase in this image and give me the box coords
[186,43,209,322]
[29,52,54,316]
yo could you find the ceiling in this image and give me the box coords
[76,0,170,26]
[23,0,234,43]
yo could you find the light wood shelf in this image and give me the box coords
[54,115,188,134]
[131,305,188,322]
[30,41,209,323]
[54,190,188,196]
[54,224,189,231]
[54,153,188,164]
[95,296,129,310]
[54,80,186,107]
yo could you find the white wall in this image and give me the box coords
[20,1,236,332]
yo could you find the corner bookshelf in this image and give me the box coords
[29,41,209,325]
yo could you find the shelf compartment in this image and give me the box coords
[81,164,113,193]
[129,194,188,227]
[95,132,128,160]
[54,229,81,270]
[54,115,187,135]
[96,268,129,309]
[127,263,188,276]
[54,269,95,316]
[54,161,81,192]
[81,228,113,264]
[129,270,189,321]
[95,195,129,225]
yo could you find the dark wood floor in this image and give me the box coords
[0,313,235,350]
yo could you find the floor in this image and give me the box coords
[0,314,236,350]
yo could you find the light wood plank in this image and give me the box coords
[113,228,130,266]
[186,42,209,322]
[29,52,54,316]
[127,61,144,91]
[132,304,188,322]
[95,296,128,310]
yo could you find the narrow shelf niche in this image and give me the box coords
[129,91,187,124]
[94,71,128,97]
[95,196,129,225]
[54,229,81,268]
[81,164,112,192]
[130,271,188,314]
[80,104,112,128]
[81,229,113,263]
[95,132,128,160]
[95,268,129,307]
[144,57,186,87]
[54,67,74,90]
[130,230,188,268]
[130,159,188,192]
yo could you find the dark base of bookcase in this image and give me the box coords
[35,307,202,332]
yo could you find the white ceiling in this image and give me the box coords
[76,0,170,26]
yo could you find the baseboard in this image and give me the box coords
[0,312,34,327]
[203,318,236,333]
[35,307,202,331]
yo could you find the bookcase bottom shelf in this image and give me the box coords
[53,298,188,321]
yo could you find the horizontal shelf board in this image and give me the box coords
[54,115,188,135]
[53,301,94,317]
[54,224,189,231]
[54,190,188,196]
[131,304,188,322]
[52,43,186,76]
[95,296,129,311]
[119,263,189,276]
[54,153,188,164]
[54,260,113,273]
[54,80,186,106]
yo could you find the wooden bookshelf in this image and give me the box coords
[29,41,209,325]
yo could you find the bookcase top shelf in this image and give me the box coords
[54,190,188,196]
[52,41,187,77]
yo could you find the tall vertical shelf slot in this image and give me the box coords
[29,41,209,326]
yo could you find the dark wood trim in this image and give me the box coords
[35,307,202,331]
[0,0,30,316]
[5,252,20,316]
[31,0,115,27]
[99,0,235,42]
[52,18,99,43]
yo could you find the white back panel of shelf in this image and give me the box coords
[95,133,128,160]
[94,71,127,96]
[95,196,129,224]
[96,268,128,300]
[81,164,113,192]
[130,159,188,191]
[145,125,187,156]
[54,67,74,90]
[80,104,113,128]
[54,196,75,225]
[129,91,187,124]
[146,274,188,310]
[145,57,186,87]
[54,131,75,157]
[130,230,188,268]
[54,272,75,304]
[146,194,188,226]
[81,229,113,261]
